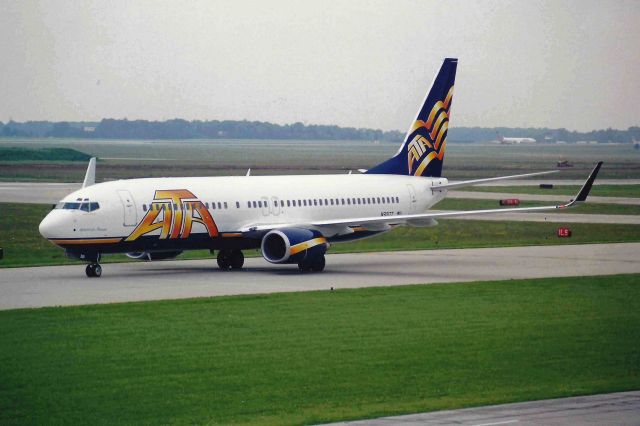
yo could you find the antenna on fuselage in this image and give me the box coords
[82,157,96,188]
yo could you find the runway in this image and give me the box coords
[323,390,640,425]
[436,210,640,224]
[1,243,639,310]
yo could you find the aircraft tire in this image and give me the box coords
[217,250,231,270]
[298,261,312,272]
[311,255,325,272]
[85,263,101,277]
[230,250,244,269]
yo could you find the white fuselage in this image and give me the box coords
[39,174,448,249]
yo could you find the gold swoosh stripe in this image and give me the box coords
[290,237,327,256]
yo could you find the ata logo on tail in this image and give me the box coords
[126,189,218,241]
[407,85,454,176]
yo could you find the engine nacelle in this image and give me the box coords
[125,250,183,261]
[261,228,328,264]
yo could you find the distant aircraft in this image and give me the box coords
[39,58,602,277]
[496,133,537,144]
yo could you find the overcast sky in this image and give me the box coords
[1,0,638,131]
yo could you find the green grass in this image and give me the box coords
[435,198,640,215]
[464,184,640,198]
[0,147,92,162]
[1,274,639,425]
[2,202,640,267]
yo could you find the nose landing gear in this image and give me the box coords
[85,263,102,277]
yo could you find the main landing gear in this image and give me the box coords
[298,255,325,272]
[85,263,102,278]
[217,249,244,270]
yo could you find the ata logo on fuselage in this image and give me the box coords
[125,189,218,241]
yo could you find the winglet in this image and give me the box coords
[565,162,603,207]
[82,157,96,188]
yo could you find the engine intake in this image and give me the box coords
[261,228,328,264]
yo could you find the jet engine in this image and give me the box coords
[125,250,183,261]
[261,228,328,264]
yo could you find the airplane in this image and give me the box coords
[496,133,537,144]
[38,58,603,277]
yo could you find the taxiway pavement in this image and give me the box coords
[323,390,640,425]
[1,243,638,310]
[449,190,640,205]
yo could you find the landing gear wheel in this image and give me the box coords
[298,261,312,272]
[217,250,231,270]
[85,263,102,278]
[230,250,244,269]
[311,255,325,272]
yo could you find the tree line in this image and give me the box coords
[1,119,639,144]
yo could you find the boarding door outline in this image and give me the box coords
[406,184,417,213]
[117,189,138,227]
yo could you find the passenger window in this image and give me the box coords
[330,199,334,205]
[236,201,240,208]
[224,202,228,209]
[253,201,257,208]
[247,201,252,208]
[319,199,323,206]
[218,202,222,209]
[142,204,147,212]
[347,198,351,205]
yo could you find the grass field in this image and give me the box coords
[2,202,640,268]
[465,184,640,198]
[435,198,640,215]
[0,147,92,162]
[1,274,639,425]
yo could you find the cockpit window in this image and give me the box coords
[62,202,81,210]
[58,202,100,211]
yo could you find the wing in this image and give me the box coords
[433,169,558,191]
[240,162,602,235]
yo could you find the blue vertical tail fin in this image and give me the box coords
[366,58,457,177]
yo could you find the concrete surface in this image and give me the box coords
[1,243,638,310]
[321,390,640,425]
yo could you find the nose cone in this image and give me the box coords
[39,210,65,239]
